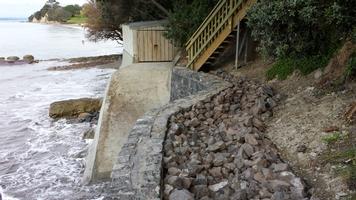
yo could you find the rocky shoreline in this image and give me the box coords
[0,55,36,66]
[0,54,122,71]
[47,54,122,71]
[162,71,309,200]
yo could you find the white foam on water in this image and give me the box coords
[0,62,115,200]
[0,187,19,200]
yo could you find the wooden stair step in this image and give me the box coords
[205,61,214,66]
[186,0,256,71]
[206,59,215,63]
[222,40,233,45]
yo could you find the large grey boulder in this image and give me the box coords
[6,56,20,63]
[49,98,102,119]
[23,55,35,63]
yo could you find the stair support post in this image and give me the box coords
[238,28,248,65]
[244,29,248,64]
[235,22,240,70]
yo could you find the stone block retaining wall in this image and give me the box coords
[170,67,222,102]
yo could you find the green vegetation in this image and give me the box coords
[84,0,175,41]
[326,148,356,181]
[266,58,295,80]
[248,0,356,79]
[266,54,332,80]
[67,15,87,25]
[322,132,343,145]
[345,53,356,80]
[63,5,81,16]
[322,131,356,192]
[84,0,218,43]
[164,0,218,47]
[335,164,356,182]
[28,0,83,23]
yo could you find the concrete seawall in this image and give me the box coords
[84,62,173,183]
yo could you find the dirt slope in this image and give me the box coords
[222,58,356,199]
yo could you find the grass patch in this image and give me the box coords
[324,148,356,163]
[345,53,356,80]
[266,54,332,80]
[67,15,87,24]
[350,193,356,200]
[322,132,343,145]
[323,148,356,190]
[266,58,295,80]
[335,161,356,191]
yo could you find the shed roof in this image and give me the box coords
[125,20,168,30]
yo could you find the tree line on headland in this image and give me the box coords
[28,0,84,24]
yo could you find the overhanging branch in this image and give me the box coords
[150,0,170,16]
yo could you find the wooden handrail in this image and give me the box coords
[186,0,226,48]
[187,7,237,66]
[186,0,245,69]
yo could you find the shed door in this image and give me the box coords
[137,30,176,62]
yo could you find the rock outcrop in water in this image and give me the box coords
[49,98,102,119]
[23,55,35,63]
[0,55,36,65]
[6,56,19,63]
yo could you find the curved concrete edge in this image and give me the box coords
[84,62,173,183]
[83,76,114,184]
[107,70,232,199]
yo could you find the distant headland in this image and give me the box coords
[28,0,87,25]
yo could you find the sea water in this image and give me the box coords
[0,19,122,200]
[0,19,121,59]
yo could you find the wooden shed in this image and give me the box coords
[122,20,178,67]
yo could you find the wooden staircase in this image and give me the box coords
[186,0,256,71]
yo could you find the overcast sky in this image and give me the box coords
[0,0,87,18]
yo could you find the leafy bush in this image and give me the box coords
[85,0,175,41]
[47,7,72,22]
[63,5,82,17]
[248,0,355,79]
[247,0,356,58]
